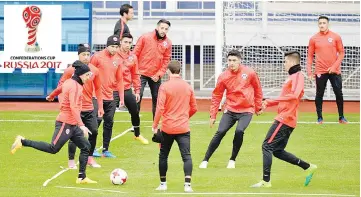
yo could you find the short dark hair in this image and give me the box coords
[284,51,301,63]
[119,4,133,16]
[227,50,242,59]
[121,33,133,40]
[318,15,329,22]
[157,19,171,27]
[168,60,181,74]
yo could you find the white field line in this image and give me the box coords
[54,186,357,197]
[0,119,359,124]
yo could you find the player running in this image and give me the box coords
[117,33,149,144]
[251,51,317,188]
[199,50,263,169]
[11,61,97,184]
[90,35,124,158]
[47,43,104,168]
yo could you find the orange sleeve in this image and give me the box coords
[69,84,84,126]
[307,37,315,76]
[132,56,141,94]
[276,74,304,101]
[90,54,100,68]
[133,35,145,58]
[48,68,73,98]
[116,63,125,105]
[189,88,198,118]
[331,35,345,71]
[251,71,263,112]
[152,85,166,129]
[93,70,104,113]
[156,43,172,78]
[210,75,226,119]
[265,99,279,107]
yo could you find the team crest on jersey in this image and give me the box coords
[113,61,118,67]
[128,55,133,62]
[163,41,168,47]
[328,38,333,43]
[65,129,70,135]
[241,73,248,79]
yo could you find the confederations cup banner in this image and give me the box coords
[0,4,77,73]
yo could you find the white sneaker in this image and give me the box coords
[227,160,235,169]
[87,156,101,168]
[68,160,77,170]
[199,161,208,169]
[184,183,193,192]
[155,182,167,191]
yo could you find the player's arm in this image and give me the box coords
[276,74,304,101]
[113,20,123,38]
[330,35,345,72]
[152,85,166,129]
[133,35,145,58]
[131,56,141,95]
[155,42,172,79]
[264,99,279,107]
[189,88,198,118]
[69,85,84,126]
[116,62,125,105]
[47,68,73,99]
[93,70,104,116]
[90,54,100,68]
[251,71,263,113]
[306,37,315,77]
[210,75,226,120]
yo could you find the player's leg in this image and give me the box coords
[91,97,102,157]
[200,111,237,168]
[250,121,281,188]
[175,132,193,192]
[228,112,253,168]
[156,132,175,191]
[124,89,149,144]
[315,74,329,123]
[71,126,96,184]
[137,75,149,113]
[270,124,316,186]
[68,140,77,169]
[102,100,117,157]
[329,74,347,123]
[113,91,120,111]
[82,110,101,167]
[11,121,72,155]
[148,77,161,120]
[92,98,102,127]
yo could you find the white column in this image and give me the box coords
[261,0,268,35]
[215,0,224,83]
[138,0,143,29]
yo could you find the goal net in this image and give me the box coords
[215,0,360,100]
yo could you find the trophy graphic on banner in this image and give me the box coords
[22,6,42,53]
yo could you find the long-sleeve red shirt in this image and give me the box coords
[265,71,304,128]
[56,79,84,126]
[90,49,124,104]
[307,30,345,76]
[210,65,263,119]
[114,50,141,94]
[48,64,103,112]
[152,75,198,134]
[133,31,172,79]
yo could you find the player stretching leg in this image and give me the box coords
[199,50,263,169]
[117,33,149,144]
[47,44,104,168]
[251,51,317,188]
[11,61,97,184]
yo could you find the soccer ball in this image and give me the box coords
[110,168,127,185]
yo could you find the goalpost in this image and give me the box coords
[214,0,360,101]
